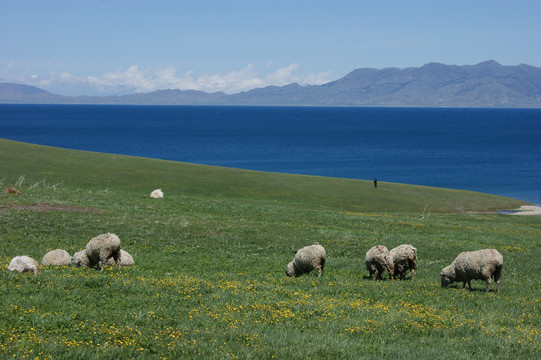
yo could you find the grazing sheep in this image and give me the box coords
[286,243,326,277]
[390,244,417,280]
[440,249,503,293]
[4,186,22,195]
[72,250,91,268]
[41,249,71,266]
[105,249,134,266]
[75,233,121,270]
[150,189,164,198]
[7,256,39,274]
[365,245,394,280]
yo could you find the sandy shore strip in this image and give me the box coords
[506,205,541,215]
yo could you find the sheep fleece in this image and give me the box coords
[7,256,40,274]
[105,249,134,266]
[72,250,90,267]
[389,244,417,280]
[365,245,394,280]
[150,189,164,198]
[85,233,121,268]
[286,244,326,277]
[441,249,503,291]
[41,249,71,266]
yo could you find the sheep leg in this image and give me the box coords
[409,259,417,281]
[99,249,112,271]
[485,278,491,293]
[112,250,121,269]
[493,265,502,294]
[319,258,325,276]
[373,269,380,281]
[315,265,322,277]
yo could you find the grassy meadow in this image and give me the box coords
[0,138,539,359]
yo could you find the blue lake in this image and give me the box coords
[1,104,540,205]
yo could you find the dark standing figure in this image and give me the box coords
[374,178,378,188]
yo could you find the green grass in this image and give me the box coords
[0,138,539,359]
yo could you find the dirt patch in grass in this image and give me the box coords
[0,203,102,213]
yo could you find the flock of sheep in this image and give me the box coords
[286,243,503,293]
[6,188,503,293]
[6,233,135,275]
[8,235,502,293]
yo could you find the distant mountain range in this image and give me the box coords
[2,61,541,107]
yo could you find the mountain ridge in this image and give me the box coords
[2,61,541,107]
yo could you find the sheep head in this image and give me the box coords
[440,265,455,287]
[72,250,90,267]
[285,262,296,277]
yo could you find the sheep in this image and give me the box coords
[365,245,394,280]
[105,249,134,266]
[286,243,326,277]
[7,255,39,274]
[150,189,164,198]
[440,249,503,293]
[41,249,71,266]
[390,244,417,280]
[73,233,121,270]
[72,250,91,267]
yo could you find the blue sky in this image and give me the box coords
[2,0,540,96]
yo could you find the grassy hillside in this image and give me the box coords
[0,139,527,214]
[0,139,539,359]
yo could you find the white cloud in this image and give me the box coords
[15,63,335,96]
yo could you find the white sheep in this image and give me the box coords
[7,255,40,274]
[440,249,503,293]
[286,243,326,277]
[150,189,164,198]
[73,233,121,270]
[105,249,134,266]
[72,250,91,268]
[390,244,417,280]
[365,245,394,280]
[41,249,71,266]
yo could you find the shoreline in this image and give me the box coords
[505,205,541,216]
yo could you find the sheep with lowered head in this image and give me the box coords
[390,244,417,280]
[105,249,134,266]
[440,249,503,293]
[72,250,90,268]
[41,249,71,266]
[74,233,121,270]
[286,243,326,277]
[365,245,394,280]
[7,255,40,274]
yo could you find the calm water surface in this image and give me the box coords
[1,104,540,205]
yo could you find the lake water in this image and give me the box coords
[1,104,540,205]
